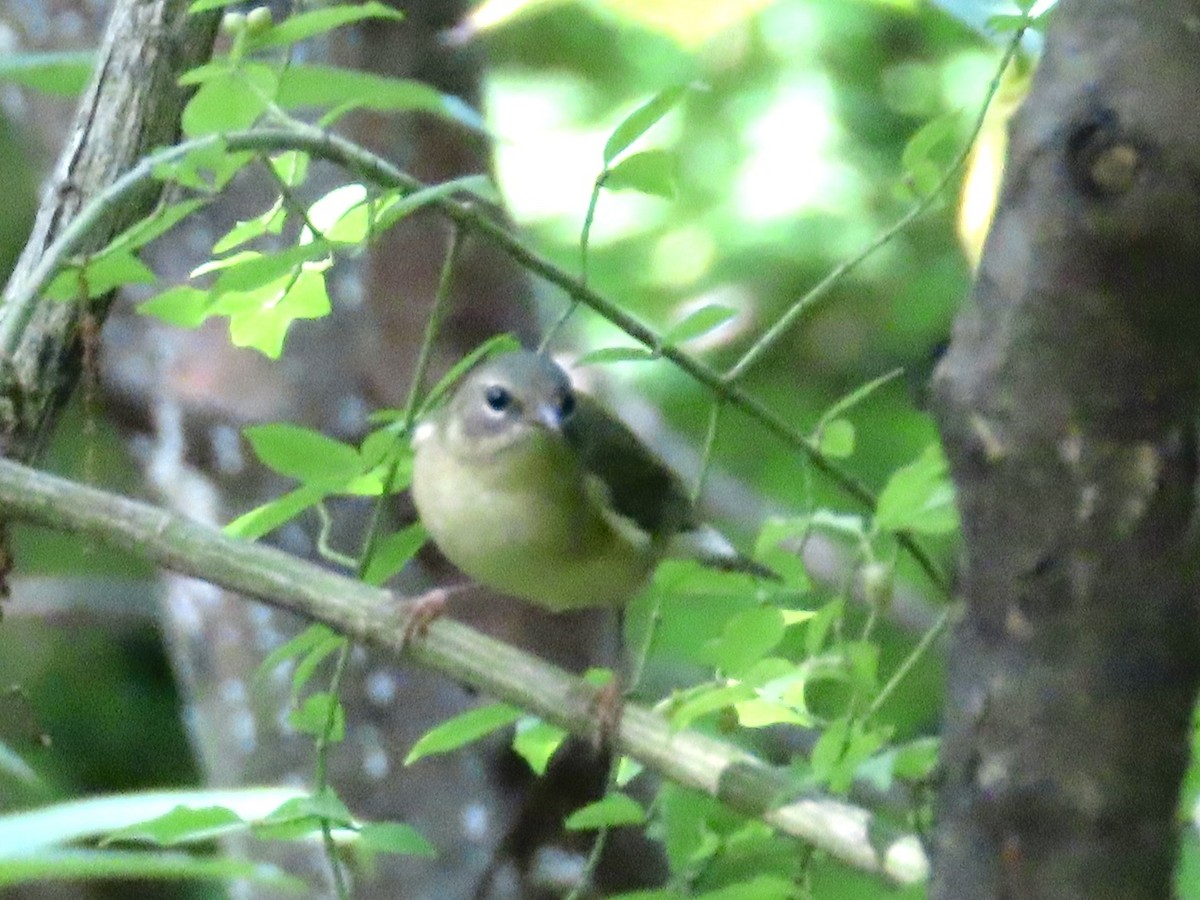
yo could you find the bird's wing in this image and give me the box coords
[565,394,780,581]
[563,395,695,540]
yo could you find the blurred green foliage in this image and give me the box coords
[0,0,1047,897]
[487,0,985,508]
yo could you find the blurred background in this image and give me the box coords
[0,1,1055,898]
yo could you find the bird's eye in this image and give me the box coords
[559,391,576,419]
[484,385,512,413]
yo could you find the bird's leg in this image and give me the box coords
[590,676,625,751]
[401,582,473,648]
[589,606,630,749]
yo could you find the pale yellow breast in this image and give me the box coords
[412,426,656,611]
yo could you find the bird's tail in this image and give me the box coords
[667,524,781,582]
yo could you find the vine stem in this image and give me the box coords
[724,20,1029,384]
[0,120,949,595]
[307,225,464,897]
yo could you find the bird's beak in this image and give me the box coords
[532,403,563,432]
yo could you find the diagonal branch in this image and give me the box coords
[4,119,948,593]
[0,456,929,886]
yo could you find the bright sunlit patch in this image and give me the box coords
[732,75,857,223]
[459,0,774,49]
[650,225,717,288]
[601,0,775,49]
[757,2,822,61]
[487,73,675,243]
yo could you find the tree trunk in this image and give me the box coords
[931,1,1200,897]
[0,0,218,460]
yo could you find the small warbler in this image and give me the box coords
[411,351,776,611]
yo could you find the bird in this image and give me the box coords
[410,350,777,611]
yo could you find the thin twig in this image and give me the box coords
[0,123,948,593]
[723,21,1029,384]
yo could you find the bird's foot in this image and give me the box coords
[401,585,463,648]
[590,675,625,752]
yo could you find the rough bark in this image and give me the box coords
[0,0,218,460]
[931,2,1200,897]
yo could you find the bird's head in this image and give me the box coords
[435,351,578,462]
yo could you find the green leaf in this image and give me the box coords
[304,184,373,242]
[603,149,676,198]
[901,113,959,183]
[574,346,658,366]
[807,509,868,540]
[752,518,811,588]
[362,524,428,587]
[357,822,436,858]
[181,64,277,137]
[243,424,363,484]
[371,176,499,234]
[658,784,722,873]
[104,805,245,847]
[816,418,855,458]
[246,2,404,50]
[668,682,755,730]
[288,692,345,741]
[269,151,309,187]
[177,61,231,88]
[0,787,306,856]
[212,200,287,254]
[44,253,156,301]
[255,624,337,684]
[0,51,95,96]
[0,849,297,889]
[275,65,481,129]
[137,285,212,327]
[512,717,568,776]
[347,445,414,496]
[222,267,332,358]
[810,717,849,786]
[107,199,209,256]
[224,484,327,540]
[817,368,903,429]
[615,756,644,787]
[155,140,252,192]
[843,640,880,694]
[189,0,241,11]
[564,792,646,831]
[706,607,785,675]
[292,632,347,696]
[804,597,844,656]
[738,665,813,729]
[891,736,940,781]
[734,696,809,728]
[988,12,1031,31]
[811,718,890,793]
[695,875,799,900]
[255,789,355,841]
[663,304,737,346]
[301,177,496,246]
[405,704,521,765]
[875,443,960,535]
[208,243,331,294]
[603,85,687,164]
